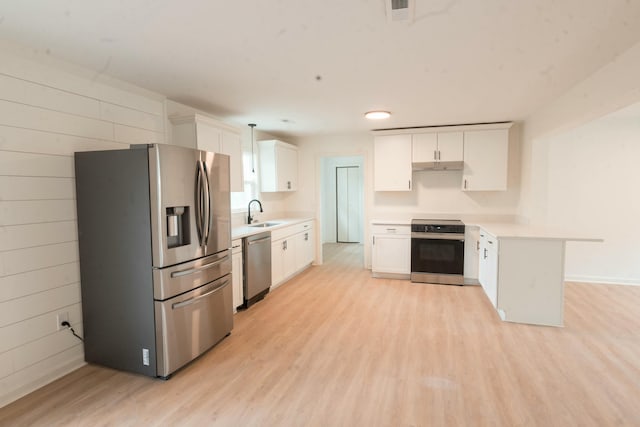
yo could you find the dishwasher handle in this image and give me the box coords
[248,236,271,245]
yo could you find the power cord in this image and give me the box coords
[61,321,84,342]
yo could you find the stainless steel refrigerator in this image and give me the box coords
[75,144,233,378]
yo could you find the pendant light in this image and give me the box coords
[248,123,256,173]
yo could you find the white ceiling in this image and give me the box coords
[2,0,640,138]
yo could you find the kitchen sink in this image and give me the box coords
[249,222,281,228]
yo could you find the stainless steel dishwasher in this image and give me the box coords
[242,231,272,308]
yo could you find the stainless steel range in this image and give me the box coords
[411,219,465,285]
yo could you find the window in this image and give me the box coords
[231,150,259,211]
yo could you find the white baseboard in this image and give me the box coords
[0,356,86,409]
[565,275,640,286]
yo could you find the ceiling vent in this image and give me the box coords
[386,0,414,23]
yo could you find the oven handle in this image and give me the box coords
[411,232,465,241]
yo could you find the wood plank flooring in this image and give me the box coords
[1,243,640,426]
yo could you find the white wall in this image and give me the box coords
[0,40,166,407]
[518,38,640,285]
[534,109,640,284]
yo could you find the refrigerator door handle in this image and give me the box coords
[195,160,206,247]
[202,161,212,247]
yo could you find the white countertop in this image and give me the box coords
[371,218,602,242]
[371,219,411,226]
[232,217,314,240]
[474,222,603,242]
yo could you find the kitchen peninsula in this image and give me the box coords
[473,222,602,327]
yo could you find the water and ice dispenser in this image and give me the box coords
[166,206,190,248]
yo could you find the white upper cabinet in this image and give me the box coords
[170,114,244,192]
[374,134,412,191]
[258,140,298,192]
[412,131,463,167]
[462,128,509,191]
[436,131,464,163]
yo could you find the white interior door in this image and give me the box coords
[336,166,361,243]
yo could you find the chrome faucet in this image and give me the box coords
[247,199,263,224]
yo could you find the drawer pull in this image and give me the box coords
[172,280,229,309]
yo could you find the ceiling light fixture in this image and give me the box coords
[365,111,391,120]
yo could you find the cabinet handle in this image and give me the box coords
[373,236,375,245]
[464,179,468,189]
[488,240,494,245]
[304,232,308,241]
[476,240,480,250]
[438,150,441,160]
[433,150,437,160]
[408,180,411,190]
[483,248,488,259]
[386,228,396,232]
[287,181,291,190]
[282,240,287,250]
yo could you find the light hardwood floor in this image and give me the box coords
[2,243,640,426]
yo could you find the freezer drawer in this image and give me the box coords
[154,274,233,377]
[153,250,231,301]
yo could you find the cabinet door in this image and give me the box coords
[277,144,298,191]
[411,133,438,163]
[478,233,498,308]
[296,228,315,269]
[463,226,480,280]
[462,129,509,191]
[374,135,412,191]
[221,131,244,192]
[231,250,243,310]
[195,122,222,153]
[271,240,285,286]
[282,237,298,279]
[372,235,410,274]
[437,131,463,162]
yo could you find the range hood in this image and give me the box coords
[412,160,464,171]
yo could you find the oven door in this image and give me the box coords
[411,234,465,285]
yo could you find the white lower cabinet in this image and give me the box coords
[371,223,411,278]
[477,227,566,326]
[463,226,480,282]
[271,221,315,289]
[478,231,498,308]
[231,239,243,311]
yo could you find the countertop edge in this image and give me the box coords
[232,217,315,240]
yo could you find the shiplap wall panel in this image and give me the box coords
[0,242,78,277]
[0,221,78,251]
[0,42,164,115]
[0,200,77,226]
[100,102,164,132]
[113,123,163,145]
[0,262,79,302]
[0,152,74,178]
[0,283,81,328]
[0,304,82,354]
[0,41,166,408]
[0,73,101,119]
[0,177,75,201]
[0,352,12,379]
[0,126,127,156]
[0,100,114,140]
[12,326,83,372]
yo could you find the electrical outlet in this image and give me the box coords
[56,312,69,331]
